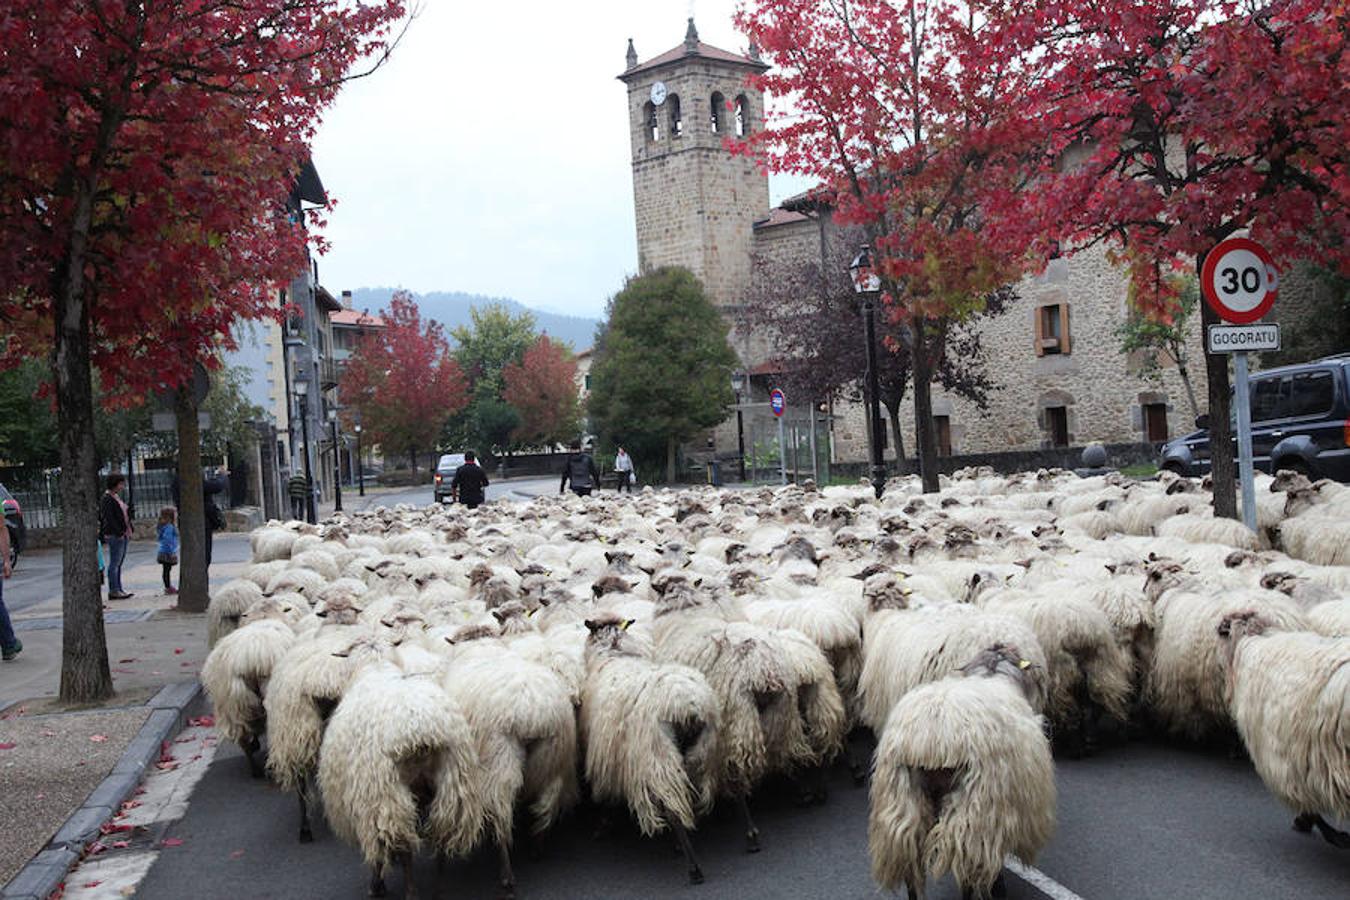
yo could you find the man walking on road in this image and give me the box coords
[0,522,20,661]
[450,450,490,510]
[560,441,600,497]
[287,471,309,522]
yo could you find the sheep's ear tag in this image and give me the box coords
[621,619,634,631]
[526,607,537,618]
[1018,659,1031,670]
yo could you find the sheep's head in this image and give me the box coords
[1215,609,1274,672]
[591,574,633,598]
[776,536,820,565]
[330,632,396,661]
[1270,469,1313,494]
[491,601,534,635]
[1164,476,1196,495]
[603,550,636,572]
[960,643,1042,706]
[1282,486,1320,519]
[478,575,519,610]
[1143,560,1188,604]
[467,562,495,587]
[1224,549,1262,569]
[863,572,912,613]
[1258,571,1300,594]
[583,612,643,659]
[313,591,364,626]
[444,622,499,645]
[241,595,307,628]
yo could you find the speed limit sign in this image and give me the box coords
[1200,237,1279,324]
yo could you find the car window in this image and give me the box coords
[1286,370,1335,418]
[1249,376,1289,422]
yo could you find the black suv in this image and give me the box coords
[1159,354,1350,482]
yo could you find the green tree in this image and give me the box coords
[588,268,737,483]
[445,304,538,457]
[0,361,58,469]
[1264,266,1350,368]
[1116,276,1202,421]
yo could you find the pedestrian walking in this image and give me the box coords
[560,441,600,497]
[156,506,179,595]
[204,477,225,570]
[614,445,635,493]
[450,450,490,510]
[0,521,21,661]
[287,471,309,522]
[99,474,134,600]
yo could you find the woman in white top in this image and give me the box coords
[614,446,635,493]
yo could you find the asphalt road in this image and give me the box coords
[132,735,1348,900]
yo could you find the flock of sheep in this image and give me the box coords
[201,465,1350,899]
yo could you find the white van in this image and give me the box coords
[434,453,466,502]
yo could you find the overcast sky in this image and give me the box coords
[310,1,807,319]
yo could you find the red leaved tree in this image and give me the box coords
[736,0,1043,491]
[0,1,406,701]
[976,0,1349,517]
[342,291,468,471]
[502,336,583,450]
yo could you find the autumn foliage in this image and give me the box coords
[502,336,583,448]
[343,291,469,470]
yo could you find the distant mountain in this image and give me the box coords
[347,288,601,352]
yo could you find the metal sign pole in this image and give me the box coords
[777,415,787,485]
[808,414,819,484]
[1233,351,1257,532]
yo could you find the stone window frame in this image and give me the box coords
[1036,389,1076,448]
[710,91,725,133]
[668,94,683,138]
[734,94,750,137]
[1034,300,1072,356]
[644,101,660,142]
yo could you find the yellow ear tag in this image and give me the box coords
[1018,659,1031,669]
[621,619,634,631]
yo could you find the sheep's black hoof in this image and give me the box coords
[745,830,761,854]
[368,876,386,898]
[298,827,314,844]
[992,872,1008,897]
[688,866,705,885]
[849,765,868,787]
[1319,824,1350,848]
[1293,813,1315,833]
[497,886,516,900]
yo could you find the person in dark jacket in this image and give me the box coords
[286,471,309,521]
[203,475,226,569]
[450,451,490,509]
[99,474,134,599]
[560,442,600,497]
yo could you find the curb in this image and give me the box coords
[0,681,205,900]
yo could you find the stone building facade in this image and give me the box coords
[621,22,1213,464]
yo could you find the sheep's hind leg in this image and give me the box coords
[1298,813,1350,848]
[398,850,417,900]
[662,805,704,885]
[297,775,314,843]
[496,838,516,899]
[368,862,387,898]
[734,795,760,853]
[241,735,264,779]
[845,733,869,787]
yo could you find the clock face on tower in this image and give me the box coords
[650,81,668,107]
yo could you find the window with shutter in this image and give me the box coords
[1034,305,1045,356]
[1035,303,1071,355]
[1059,301,1072,354]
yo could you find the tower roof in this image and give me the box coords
[619,19,768,81]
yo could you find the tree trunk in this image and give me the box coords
[911,318,941,493]
[666,435,677,484]
[884,403,906,469]
[55,247,113,704]
[1199,260,1236,519]
[175,388,208,613]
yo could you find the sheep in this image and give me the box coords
[263,627,389,842]
[318,659,484,899]
[250,524,298,562]
[1277,512,1350,566]
[868,644,1056,900]
[439,622,579,897]
[1143,562,1309,741]
[201,597,305,777]
[1307,601,1350,639]
[1217,611,1350,849]
[1155,514,1263,551]
[859,587,1049,734]
[580,613,720,884]
[207,578,264,648]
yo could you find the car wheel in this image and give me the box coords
[1162,462,1187,477]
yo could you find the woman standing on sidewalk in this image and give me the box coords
[99,474,134,600]
[0,520,20,661]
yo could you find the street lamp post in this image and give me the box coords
[850,244,888,499]
[328,407,343,513]
[731,371,747,481]
[294,376,317,524]
[354,424,365,497]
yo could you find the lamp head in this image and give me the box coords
[850,244,881,294]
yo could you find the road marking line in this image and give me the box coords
[1006,856,1087,900]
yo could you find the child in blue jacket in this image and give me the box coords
[157,507,179,595]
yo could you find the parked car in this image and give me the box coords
[1159,354,1350,482]
[433,453,466,503]
[0,483,25,569]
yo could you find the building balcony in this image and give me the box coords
[319,358,339,391]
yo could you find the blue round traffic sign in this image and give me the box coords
[770,388,785,417]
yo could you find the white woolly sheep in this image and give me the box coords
[581,612,720,884]
[1155,514,1263,551]
[868,644,1056,900]
[207,578,264,648]
[318,659,484,899]
[1218,611,1350,849]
